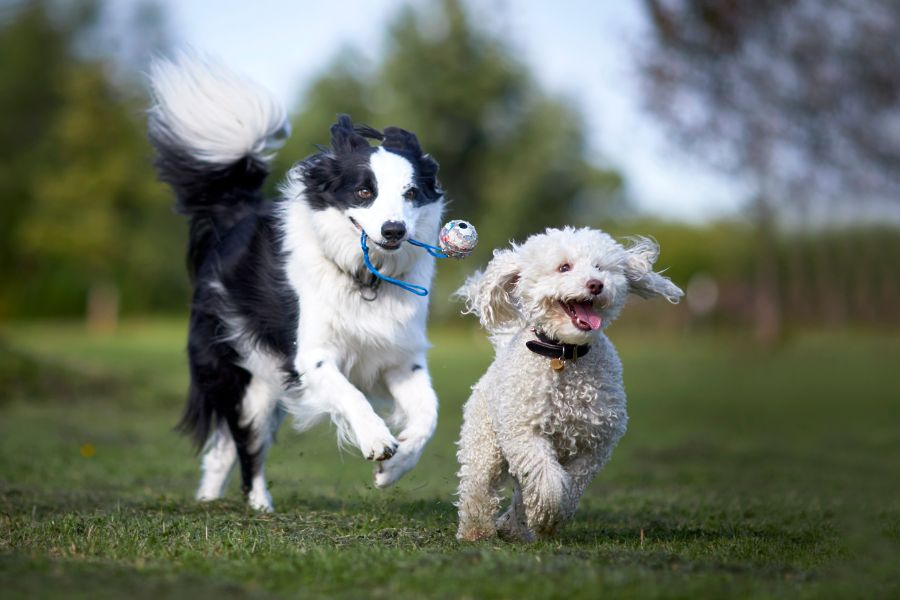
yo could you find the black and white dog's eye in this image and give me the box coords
[558,263,571,273]
[356,188,373,200]
[403,187,418,200]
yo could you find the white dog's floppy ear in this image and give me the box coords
[456,248,522,332]
[624,237,684,303]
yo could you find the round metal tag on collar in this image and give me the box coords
[354,270,380,301]
[360,284,378,301]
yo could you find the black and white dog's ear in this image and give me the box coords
[330,114,371,154]
[382,126,423,154]
[383,127,440,178]
[382,126,441,199]
[624,237,684,303]
[455,248,523,332]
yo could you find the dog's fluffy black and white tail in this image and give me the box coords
[148,54,290,448]
[148,52,290,278]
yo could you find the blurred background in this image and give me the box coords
[1,1,898,595]
[1,0,898,337]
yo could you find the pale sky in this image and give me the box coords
[131,0,749,222]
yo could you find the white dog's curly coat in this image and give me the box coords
[455,227,683,541]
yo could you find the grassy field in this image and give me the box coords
[1,320,898,599]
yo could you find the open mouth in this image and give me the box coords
[348,217,401,251]
[560,299,603,331]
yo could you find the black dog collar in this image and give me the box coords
[525,328,591,362]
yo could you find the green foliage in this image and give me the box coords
[607,218,757,284]
[0,1,187,318]
[0,0,73,313]
[16,64,186,315]
[1,322,899,597]
[271,0,625,318]
[0,0,896,330]
[273,0,624,261]
[1,0,625,320]
[272,50,375,167]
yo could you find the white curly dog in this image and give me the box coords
[455,227,683,541]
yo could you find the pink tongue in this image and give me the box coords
[571,301,602,330]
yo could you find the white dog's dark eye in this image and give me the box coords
[558,263,571,273]
[403,187,418,200]
[356,187,374,200]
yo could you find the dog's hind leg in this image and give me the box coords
[196,422,237,501]
[187,336,251,505]
[189,342,279,512]
[495,478,534,542]
[456,393,505,541]
[230,375,282,512]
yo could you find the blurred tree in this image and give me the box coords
[0,0,186,322]
[269,49,375,195]
[17,64,184,325]
[640,0,900,342]
[0,0,76,316]
[275,0,624,264]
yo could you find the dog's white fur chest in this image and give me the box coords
[534,350,626,460]
[482,332,628,460]
[279,197,435,390]
[303,278,428,389]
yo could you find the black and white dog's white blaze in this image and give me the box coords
[148,54,444,511]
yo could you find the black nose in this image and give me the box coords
[587,279,604,295]
[381,221,407,242]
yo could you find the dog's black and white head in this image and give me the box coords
[281,115,444,276]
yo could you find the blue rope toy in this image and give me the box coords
[360,231,447,296]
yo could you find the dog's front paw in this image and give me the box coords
[364,438,398,462]
[524,468,571,536]
[372,433,426,487]
[496,506,534,542]
[373,450,413,488]
[355,420,399,462]
[373,458,404,488]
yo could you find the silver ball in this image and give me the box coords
[439,220,478,259]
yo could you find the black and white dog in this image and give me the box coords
[148,54,444,511]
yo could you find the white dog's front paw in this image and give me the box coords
[355,418,399,462]
[524,468,571,535]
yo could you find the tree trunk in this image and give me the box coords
[86,281,119,333]
[753,194,781,346]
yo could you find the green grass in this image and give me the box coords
[1,320,898,599]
